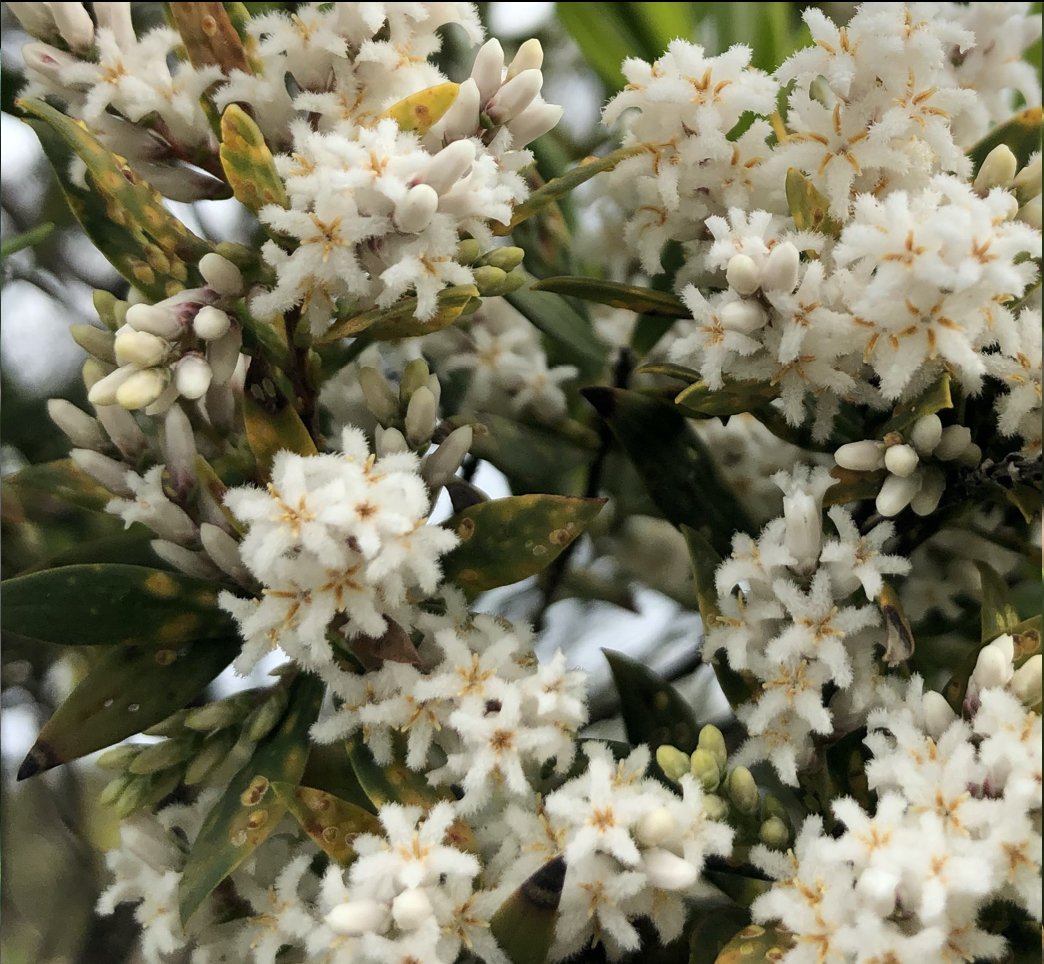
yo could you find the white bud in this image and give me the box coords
[875,472,920,517]
[934,424,972,461]
[394,184,440,234]
[994,192,1020,221]
[94,2,137,49]
[921,690,956,739]
[719,299,768,334]
[175,355,213,400]
[88,366,134,406]
[391,888,434,930]
[20,42,77,83]
[125,302,183,339]
[971,642,1012,693]
[507,38,544,79]
[96,404,147,460]
[359,367,399,423]
[115,329,169,368]
[471,38,506,104]
[959,442,982,468]
[70,449,134,496]
[116,368,170,410]
[834,439,885,472]
[200,524,251,585]
[725,253,761,295]
[193,306,231,341]
[910,466,945,516]
[783,490,821,574]
[147,497,198,545]
[198,253,243,296]
[437,78,480,140]
[50,3,94,50]
[424,139,475,195]
[9,6,58,39]
[635,807,678,847]
[761,242,800,293]
[149,541,221,580]
[48,399,107,450]
[506,101,563,146]
[325,899,388,936]
[205,326,242,385]
[909,414,942,456]
[1011,655,1042,706]
[144,383,180,418]
[642,849,699,891]
[973,145,1017,194]
[884,443,919,478]
[405,386,437,447]
[486,68,542,124]
[422,425,473,486]
[1018,198,1042,230]
[1013,153,1042,203]
[376,426,410,456]
[162,404,198,492]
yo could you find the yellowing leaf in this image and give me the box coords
[379,83,460,134]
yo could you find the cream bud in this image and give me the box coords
[198,253,243,296]
[642,849,699,891]
[325,900,388,936]
[761,242,800,293]
[719,299,767,334]
[834,440,885,471]
[116,368,169,410]
[394,184,440,234]
[875,472,920,517]
[193,306,231,341]
[884,443,919,478]
[115,329,169,368]
[725,254,760,295]
[391,888,434,930]
[174,355,212,400]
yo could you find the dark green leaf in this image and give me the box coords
[531,277,688,318]
[975,561,1021,643]
[319,284,479,344]
[219,105,289,215]
[0,222,55,259]
[675,380,778,419]
[877,373,952,438]
[300,742,376,814]
[17,637,239,779]
[179,673,323,925]
[711,922,794,963]
[441,494,606,595]
[242,365,318,476]
[507,286,608,378]
[346,734,452,810]
[1,564,233,647]
[689,905,751,964]
[490,858,565,964]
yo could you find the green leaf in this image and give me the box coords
[877,373,952,438]
[975,561,1021,643]
[603,649,699,754]
[969,106,1043,171]
[0,222,54,260]
[319,284,479,344]
[555,3,646,89]
[689,906,752,964]
[271,783,381,866]
[18,97,213,301]
[501,144,646,233]
[1,564,233,647]
[179,673,323,925]
[219,105,289,215]
[583,387,756,556]
[242,368,318,476]
[823,466,886,508]
[1004,484,1041,523]
[441,494,606,595]
[507,286,608,378]
[300,742,376,814]
[711,922,795,963]
[785,168,842,239]
[878,582,916,666]
[531,277,688,318]
[17,637,239,779]
[675,379,778,419]
[490,858,565,964]
[637,363,704,384]
[2,458,112,512]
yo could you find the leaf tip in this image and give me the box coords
[16,742,56,781]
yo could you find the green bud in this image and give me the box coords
[184,729,236,786]
[456,238,482,265]
[92,290,125,332]
[497,267,527,295]
[460,296,483,316]
[697,724,727,772]
[809,74,834,109]
[726,766,759,815]
[99,774,133,807]
[702,793,728,821]
[399,359,432,406]
[689,747,720,792]
[113,775,156,818]
[761,794,788,823]
[127,737,198,775]
[358,367,399,423]
[183,695,251,732]
[472,265,508,295]
[96,744,144,772]
[130,769,183,815]
[477,246,524,272]
[759,815,790,849]
[142,709,190,737]
[655,744,691,783]
[71,324,117,364]
[243,688,289,743]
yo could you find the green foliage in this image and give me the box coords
[0,223,55,260]
[219,105,289,214]
[785,168,842,238]
[532,276,689,318]
[507,286,608,378]
[969,106,1043,171]
[975,561,1023,643]
[489,858,565,964]
[271,782,382,865]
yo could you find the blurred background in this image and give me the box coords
[1,3,1040,962]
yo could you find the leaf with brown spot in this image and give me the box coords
[169,3,251,74]
[878,582,915,666]
[975,561,1021,644]
[318,284,479,344]
[378,83,460,134]
[712,922,795,963]
[179,673,324,925]
[271,783,381,865]
[219,105,289,215]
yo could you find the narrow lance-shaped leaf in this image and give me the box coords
[243,363,318,476]
[270,783,381,866]
[219,105,289,214]
[441,494,606,595]
[1,564,233,647]
[674,379,778,420]
[975,561,1021,643]
[603,649,699,754]
[18,97,213,300]
[531,277,689,318]
[506,286,608,378]
[378,83,460,134]
[319,285,479,344]
[688,906,753,964]
[877,373,952,438]
[2,458,112,512]
[179,672,324,925]
[169,3,251,74]
[711,922,795,963]
[17,637,240,779]
[489,857,566,964]
[877,582,915,666]
[969,106,1043,171]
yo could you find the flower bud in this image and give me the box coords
[127,737,196,775]
[150,540,221,579]
[725,254,760,295]
[973,145,1018,194]
[161,404,198,494]
[82,358,110,393]
[376,426,410,456]
[655,745,691,783]
[726,766,759,814]
[1011,655,1042,706]
[472,264,508,294]
[115,329,169,369]
[184,699,245,732]
[394,184,440,234]
[206,326,243,385]
[635,807,679,847]
[96,745,144,772]
[71,323,117,364]
[392,888,434,930]
[193,306,231,341]
[971,635,1014,691]
[94,2,138,51]
[456,238,482,265]
[424,139,476,195]
[506,101,563,146]
[507,38,544,79]
[783,490,821,574]
[910,466,945,517]
[486,68,542,124]
[184,729,236,785]
[142,709,190,737]
[958,442,981,468]
[423,425,473,486]
[884,443,918,478]
[8,6,58,39]
[125,302,182,339]
[198,253,243,296]
[88,366,134,406]
[689,748,721,791]
[326,900,389,936]
[1013,153,1042,200]
[762,242,800,293]
[21,41,78,84]
[71,449,133,496]
[921,690,957,739]
[99,774,133,808]
[405,386,437,447]
[359,367,399,423]
[875,472,920,517]
[759,815,790,848]
[698,724,728,772]
[174,355,212,401]
[200,524,251,584]
[834,439,885,472]
[478,246,525,272]
[48,399,107,450]
[471,38,506,104]
[719,299,768,334]
[1017,198,1041,230]
[116,368,168,410]
[642,849,699,891]
[909,414,942,456]
[50,3,94,50]
[934,424,972,461]
[244,688,290,742]
[702,793,728,821]
[437,77,480,140]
